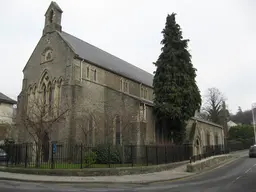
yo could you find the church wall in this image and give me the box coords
[72,59,156,146]
[144,106,156,144]
[196,120,224,146]
[72,59,105,145]
[17,31,75,144]
[103,87,140,145]
[187,118,224,156]
[72,59,154,103]
[23,32,74,87]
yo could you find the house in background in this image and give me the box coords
[227,120,237,131]
[0,92,17,144]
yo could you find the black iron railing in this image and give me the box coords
[0,143,193,169]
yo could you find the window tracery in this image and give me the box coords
[41,47,53,63]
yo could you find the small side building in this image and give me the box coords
[0,92,17,144]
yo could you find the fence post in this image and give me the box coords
[155,146,158,165]
[164,146,167,164]
[25,144,28,168]
[108,144,111,168]
[51,143,54,169]
[145,146,148,166]
[14,145,17,165]
[6,144,9,167]
[131,145,134,167]
[80,144,83,169]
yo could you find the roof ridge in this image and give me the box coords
[0,92,17,104]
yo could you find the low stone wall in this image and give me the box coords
[187,154,233,172]
[0,160,188,176]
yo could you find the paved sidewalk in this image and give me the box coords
[0,164,193,184]
[0,150,247,184]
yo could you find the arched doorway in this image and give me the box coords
[195,138,201,155]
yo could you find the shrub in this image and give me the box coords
[92,144,122,164]
[84,151,97,167]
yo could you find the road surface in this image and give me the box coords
[0,154,254,192]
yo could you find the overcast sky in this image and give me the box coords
[0,0,255,114]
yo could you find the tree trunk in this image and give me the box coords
[35,142,42,168]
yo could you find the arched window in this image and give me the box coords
[45,50,53,61]
[33,85,37,100]
[27,86,33,114]
[93,69,97,81]
[41,48,53,63]
[86,67,90,79]
[42,83,47,105]
[54,78,62,115]
[124,80,129,93]
[215,135,218,145]
[49,10,54,23]
[120,78,123,91]
[140,86,144,97]
[115,116,121,145]
[48,83,53,113]
[144,88,148,99]
[206,133,210,146]
[58,78,62,100]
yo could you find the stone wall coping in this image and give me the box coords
[187,154,233,172]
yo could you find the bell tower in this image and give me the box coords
[43,1,63,35]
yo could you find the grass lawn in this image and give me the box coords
[5,162,152,169]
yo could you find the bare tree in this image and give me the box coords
[202,87,226,124]
[75,95,138,165]
[76,99,137,144]
[21,97,70,167]
[75,104,101,146]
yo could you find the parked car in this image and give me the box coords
[0,148,7,162]
[249,145,256,158]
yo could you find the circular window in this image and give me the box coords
[45,50,52,61]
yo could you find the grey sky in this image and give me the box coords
[0,0,255,114]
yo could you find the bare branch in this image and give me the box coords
[202,87,226,124]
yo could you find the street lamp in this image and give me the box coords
[251,103,256,144]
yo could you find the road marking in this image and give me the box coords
[245,168,252,173]
[235,176,241,181]
[232,164,256,183]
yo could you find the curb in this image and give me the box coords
[0,161,189,177]
[150,155,243,184]
[0,174,195,185]
[0,153,245,185]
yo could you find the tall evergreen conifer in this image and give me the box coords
[153,13,201,143]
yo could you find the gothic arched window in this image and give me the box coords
[48,83,53,113]
[42,83,47,104]
[215,135,218,145]
[206,133,210,146]
[49,10,54,23]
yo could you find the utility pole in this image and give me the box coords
[251,103,256,144]
[221,101,228,151]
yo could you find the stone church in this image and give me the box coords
[16,1,224,155]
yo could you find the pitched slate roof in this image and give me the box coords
[0,92,16,105]
[59,31,154,87]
